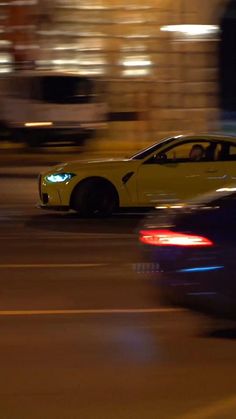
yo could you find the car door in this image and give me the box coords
[217,141,236,183]
[136,139,229,206]
[195,140,236,192]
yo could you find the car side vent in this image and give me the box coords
[122,171,134,184]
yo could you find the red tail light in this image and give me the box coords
[140,229,213,247]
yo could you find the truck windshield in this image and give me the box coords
[38,76,94,104]
[9,75,95,104]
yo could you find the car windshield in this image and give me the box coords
[130,136,178,160]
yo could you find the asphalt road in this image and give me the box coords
[1,175,236,419]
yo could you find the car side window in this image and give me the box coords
[219,143,236,161]
[147,140,219,164]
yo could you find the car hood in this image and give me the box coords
[50,157,139,173]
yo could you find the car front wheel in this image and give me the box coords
[71,178,119,217]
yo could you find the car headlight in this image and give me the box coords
[46,173,75,183]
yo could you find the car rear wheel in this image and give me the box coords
[71,179,118,217]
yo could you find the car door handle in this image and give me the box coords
[206,169,218,173]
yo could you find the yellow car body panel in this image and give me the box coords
[39,134,236,211]
[40,159,139,208]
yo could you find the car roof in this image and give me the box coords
[173,133,236,143]
[130,133,236,160]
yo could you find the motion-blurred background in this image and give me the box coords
[0,0,235,157]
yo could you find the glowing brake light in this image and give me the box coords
[140,229,213,247]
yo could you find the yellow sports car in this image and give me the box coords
[39,134,236,216]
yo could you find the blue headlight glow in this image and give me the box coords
[178,266,224,273]
[46,173,75,183]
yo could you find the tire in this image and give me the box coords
[71,179,119,217]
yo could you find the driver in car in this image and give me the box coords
[189,144,205,161]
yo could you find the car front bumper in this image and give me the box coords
[39,204,70,211]
[38,174,75,209]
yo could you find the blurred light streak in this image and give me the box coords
[178,266,224,273]
[216,187,236,192]
[161,24,219,37]
[122,58,152,67]
[25,122,53,127]
[123,68,150,76]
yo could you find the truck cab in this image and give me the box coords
[0,71,107,146]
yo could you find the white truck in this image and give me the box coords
[0,71,108,146]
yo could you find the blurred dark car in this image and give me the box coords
[139,187,236,319]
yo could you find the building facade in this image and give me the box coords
[1,0,232,150]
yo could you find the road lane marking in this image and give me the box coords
[0,233,136,240]
[0,262,157,272]
[0,308,183,316]
[179,395,236,419]
[0,263,107,269]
